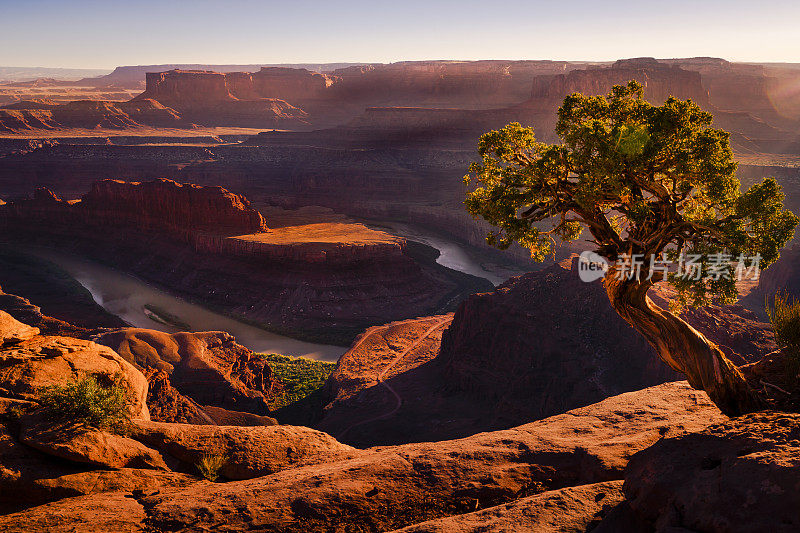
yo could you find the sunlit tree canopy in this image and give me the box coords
[465,81,798,307]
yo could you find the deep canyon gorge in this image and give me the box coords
[2,48,800,533]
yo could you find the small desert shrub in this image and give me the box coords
[197,451,228,482]
[767,292,800,382]
[38,375,129,429]
[3,402,31,422]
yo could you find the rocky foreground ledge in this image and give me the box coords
[2,309,799,532]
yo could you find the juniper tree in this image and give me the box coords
[464,81,798,415]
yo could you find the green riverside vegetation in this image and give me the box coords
[259,353,336,410]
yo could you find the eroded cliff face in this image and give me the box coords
[529,57,710,107]
[132,69,309,128]
[141,70,233,105]
[437,258,775,422]
[437,260,680,421]
[524,57,799,149]
[0,178,267,237]
[82,178,268,235]
[0,99,183,133]
[329,60,578,110]
[251,67,335,102]
[128,61,588,128]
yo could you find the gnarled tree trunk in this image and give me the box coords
[604,275,764,416]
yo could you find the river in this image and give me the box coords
[23,225,519,362]
[27,248,347,362]
[367,221,524,286]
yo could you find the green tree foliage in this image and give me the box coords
[465,81,798,307]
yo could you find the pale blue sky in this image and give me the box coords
[1,0,798,68]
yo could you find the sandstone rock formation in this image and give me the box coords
[3,58,796,274]
[94,328,279,415]
[606,412,800,532]
[0,99,183,133]
[0,311,149,420]
[132,69,309,128]
[251,67,335,103]
[0,421,194,514]
[522,58,798,150]
[438,261,678,419]
[128,420,357,480]
[0,178,270,242]
[317,258,776,446]
[2,309,784,533]
[393,481,625,533]
[0,381,725,532]
[19,418,170,471]
[0,310,38,346]
[529,57,710,107]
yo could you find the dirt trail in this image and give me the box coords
[337,317,451,440]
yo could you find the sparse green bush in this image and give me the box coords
[3,402,31,422]
[767,292,800,382]
[38,374,129,429]
[197,451,228,482]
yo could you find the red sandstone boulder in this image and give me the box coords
[0,422,192,514]
[129,420,358,480]
[0,310,38,346]
[0,492,149,532]
[392,481,625,533]
[617,412,800,532]
[0,329,149,421]
[19,419,170,471]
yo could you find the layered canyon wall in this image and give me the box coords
[529,57,710,106]
[0,179,492,343]
[5,58,799,137]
